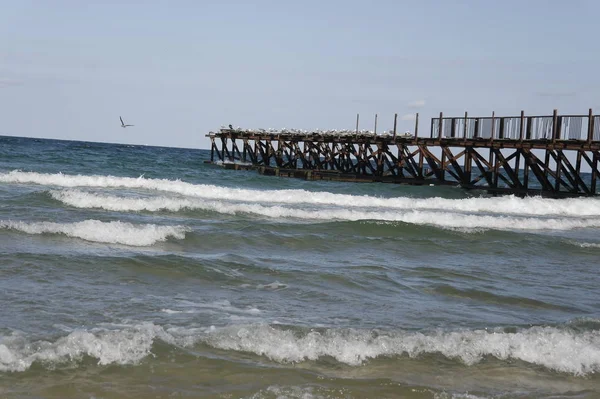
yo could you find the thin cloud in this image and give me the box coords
[401,113,417,121]
[408,100,426,108]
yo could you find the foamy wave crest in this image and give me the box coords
[245,386,329,399]
[204,324,600,375]
[0,323,172,372]
[52,189,202,212]
[51,190,600,231]
[2,323,598,375]
[247,386,489,399]
[575,242,600,248]
[0,219,188,246]
[5,170,600,217]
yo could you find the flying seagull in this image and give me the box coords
[120,116,134,128]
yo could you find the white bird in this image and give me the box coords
[120,116,134,128]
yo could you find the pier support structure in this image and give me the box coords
[207,111,600,198]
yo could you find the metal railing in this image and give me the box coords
[431,111,599,142]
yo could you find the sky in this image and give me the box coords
[1,0,599,149]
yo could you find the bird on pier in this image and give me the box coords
[120,116,134,128]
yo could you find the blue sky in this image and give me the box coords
[1,0,598,149]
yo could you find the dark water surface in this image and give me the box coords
[0,136,599,398]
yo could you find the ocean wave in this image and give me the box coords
[0,219,189,246]
[431,285,579,312]
[4,170,600,217]
[2,322,597,376]
[50,190,600,232]
[574,242,600,248]
[204,324,600,376]
[0,323,169,372]
[162,299,262,316]
[244,385,491,399]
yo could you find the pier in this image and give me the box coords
[205,110,600,198]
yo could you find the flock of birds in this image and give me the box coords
[217,125,414,138]
[119,118,413,138]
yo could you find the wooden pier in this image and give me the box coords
[205,110,600,198]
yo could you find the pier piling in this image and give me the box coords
[206,110,600,198]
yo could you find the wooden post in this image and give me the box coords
[415,113,419,137]
[430,118,434,138]
[463,111,468,140]
[492,149,500,189]
[591,151,598,194]
[490,111,495,142]
[514,149,521,183]
[519,110,525,141]
[555,150,562,191]
[265,139,271,166]
[450,118,456,138]
[438,112,443,140]
[576,150,582,181]
[464,147,472,186]
[242,138,247,162]
[552,109,558,143]
[393,113,398,138]
[356,113,360,134]
[588,108,594,144]
[276,135,282,167]
[440,148,446,181]
[523,151,529,189]
[374,114,378,135]
[544,150,551,183]
[221,137,226,161]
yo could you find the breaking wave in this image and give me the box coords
[244,385,491,399]
[50,189,600,232]
[0,323,168,372]
[1,322,598,376]
[204,324,600,376]
[0,219,189,246]
[4,170,600,217]
[574,242,600,248]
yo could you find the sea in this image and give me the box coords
[0,135,599,399]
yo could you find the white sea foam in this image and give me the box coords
[0,323,598,375]
[245,385,331,399]
[256,281,288,290]
[204,324,600,376]
[575,242,600,248]
[215,160,253,166]
[50,190,600,232]
[161,309,195,314]
[0,219,189,246]
[3,170,600,217]
[0,323,170,372]
[433,394,490,399]
[246,386,490,399]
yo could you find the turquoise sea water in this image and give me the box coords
[0,135,599,398]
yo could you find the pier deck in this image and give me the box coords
[206,110,600,198]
